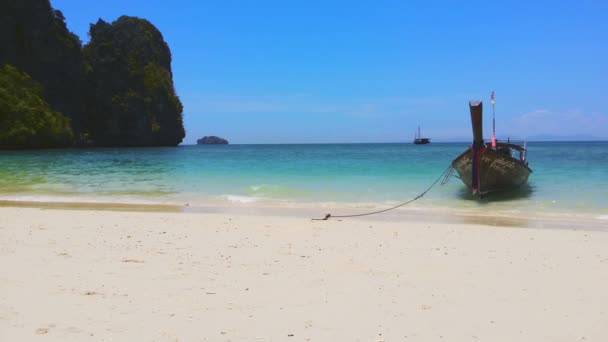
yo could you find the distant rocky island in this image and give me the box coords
[0,0,185,149]
[197,136,229,145]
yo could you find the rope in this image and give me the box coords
[312,164,453,220]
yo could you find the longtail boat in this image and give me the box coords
[451,100,532,197]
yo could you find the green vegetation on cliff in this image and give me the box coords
[0,65,73,149]
[83,16,185,147]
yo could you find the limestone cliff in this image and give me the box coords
[0,0,186,148]
[0,0,86,131]
[83,16,185,147]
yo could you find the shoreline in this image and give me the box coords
[1,207,607,341]
[0,198,606,231]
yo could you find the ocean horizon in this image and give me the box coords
[180,138,608,145]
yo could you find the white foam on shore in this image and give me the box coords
[249,185,264,191]
[221,195,260,204]
[597,215,608,220]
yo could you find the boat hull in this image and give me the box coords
[451,148,532,195]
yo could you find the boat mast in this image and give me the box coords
[491,90,496,148]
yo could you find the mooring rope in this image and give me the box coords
[312,164,453,220]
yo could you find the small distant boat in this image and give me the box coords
[451,97,532,197]
[413,126,430,144]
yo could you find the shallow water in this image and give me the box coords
[1,142,607,217]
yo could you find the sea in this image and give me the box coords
[1,142,607,222]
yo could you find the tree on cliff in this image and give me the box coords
[83,16,185,147]
[0,65,73,149]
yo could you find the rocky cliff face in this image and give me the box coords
[0,0,86,131]
[83,16,185,147]
[0,0,185,148]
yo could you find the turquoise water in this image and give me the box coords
[1,142,607,216]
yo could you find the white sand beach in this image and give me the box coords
[1,206,607,341]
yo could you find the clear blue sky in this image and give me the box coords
[53,0,607,143]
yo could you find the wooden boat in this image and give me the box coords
[451,101,532,196]
[413,126,430,144]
